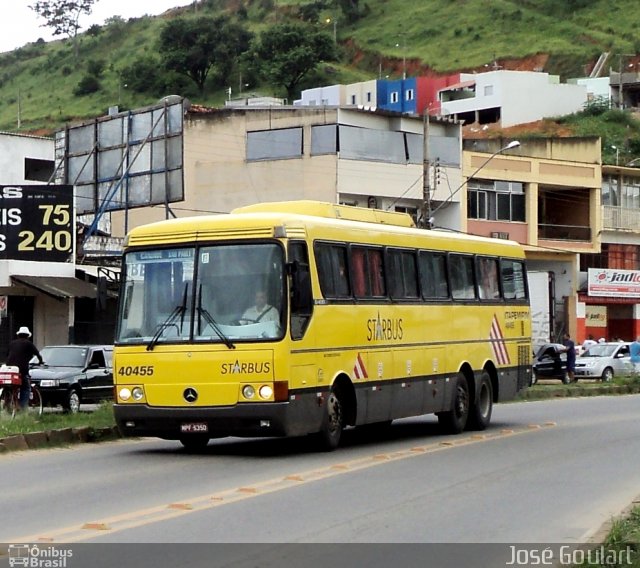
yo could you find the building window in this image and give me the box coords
[351,94,356,105]
[405,89,414,101]
[366,92,372,103]
[580,243,640,271]
[394,205,418,224]
[468,179,525,222]
[310,124,337,155]
[247,127,303,161]
[484,85,494,96]
[390,91,399,104]
[24,158,54,182]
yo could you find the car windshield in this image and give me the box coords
[38,347,88,367]
[581,345,617,358]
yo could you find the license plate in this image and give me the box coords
[180,422,208,433]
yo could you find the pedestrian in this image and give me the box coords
[561,332,576,383]
[581,334,597,353]
[630,336,640,375]
[6,326,44,410]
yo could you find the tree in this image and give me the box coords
[30,0,97,57]
[249,23,337,102]
[158,16,252,95]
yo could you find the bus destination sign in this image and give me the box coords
[0,184,74,262]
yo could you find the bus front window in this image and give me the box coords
[117,249,195,344]
[194,243,285,342]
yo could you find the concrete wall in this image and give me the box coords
[0,133,53,184]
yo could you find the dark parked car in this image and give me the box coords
[532,343,568,384]
[29,345,113,412]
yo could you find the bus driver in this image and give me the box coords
[240,290,279,324]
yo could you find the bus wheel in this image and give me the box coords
[467,372,493,431]
[180,435,210,451]
[316,387,344,451]
[438,373,469,434]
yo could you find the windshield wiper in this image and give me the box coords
[146,284,189,351]
[196,284,235,349]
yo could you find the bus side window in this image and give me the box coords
[501,259,527,300]
[418,251,449,299]
[450,254,476,300]
[388,249,419,299]
[315,243,350,298]
[477,257,501,300]
[290,241,313,340]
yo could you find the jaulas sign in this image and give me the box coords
[588,268,640,298]
[0,185,74,262]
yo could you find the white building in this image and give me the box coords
[438,70,588,127]
[294,84,346,106]
[0,133,107,354]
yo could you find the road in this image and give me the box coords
[1,394,639,567]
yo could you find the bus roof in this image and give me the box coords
[125,201,524,258]
[232,201,416,228]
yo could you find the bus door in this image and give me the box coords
[288,241,318,392]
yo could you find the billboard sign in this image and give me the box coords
[588,268,640,298]
[0,184,74,262]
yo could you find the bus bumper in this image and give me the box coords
[114,397,321,440]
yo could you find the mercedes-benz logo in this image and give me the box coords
[183,388,198,403]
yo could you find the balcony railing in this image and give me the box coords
[538,223,591,241]
[603,205,640,231]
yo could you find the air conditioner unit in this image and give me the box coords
[491,232,509,239]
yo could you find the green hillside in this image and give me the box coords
[0,0,639,135]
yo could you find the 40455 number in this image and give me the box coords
[118,366,154,377]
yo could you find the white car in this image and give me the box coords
[574,342,633,382]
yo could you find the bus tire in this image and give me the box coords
[467,372,493,431]
[180,435,210,451]
[437,373,469,435]
[316,387,344,451]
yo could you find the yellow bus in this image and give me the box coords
[113,201,531,450]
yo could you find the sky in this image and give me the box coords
[0,0,191,53]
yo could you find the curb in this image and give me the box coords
[518,382,640,401]
[0,426,121,454]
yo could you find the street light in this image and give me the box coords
[427,140,521,227]
[611,145,619,166]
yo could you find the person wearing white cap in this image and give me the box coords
[6,326,44,410]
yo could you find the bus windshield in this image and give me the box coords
[116,243,285,345]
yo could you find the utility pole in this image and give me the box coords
[421,108,431,228]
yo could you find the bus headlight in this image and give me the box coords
[119,388,132,401]
[242,385,255,399]
[259,385,273,399]
[132,387,145,401]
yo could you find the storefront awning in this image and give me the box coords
[11,275,97,301]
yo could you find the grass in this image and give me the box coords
[3,0,640,133]
[0,401,116,438]
[572,506,640,567]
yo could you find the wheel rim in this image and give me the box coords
[454,384,469,419]
[478,382,491,418]
[603,369,613,382]
[69,391,80,413]
[326,392,342,434]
